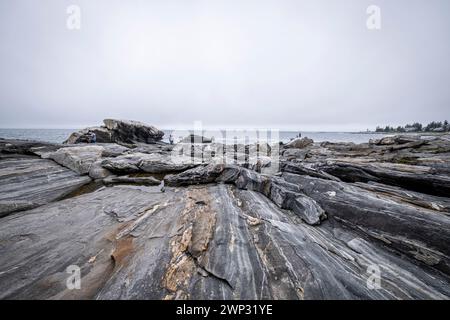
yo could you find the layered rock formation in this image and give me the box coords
[0,153,91,217]
[1,131,450,300]
[64,119,165,145]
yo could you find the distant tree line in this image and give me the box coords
[375,121,449,133]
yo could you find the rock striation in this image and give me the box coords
[0,154,91,217]
[1,132,450,300]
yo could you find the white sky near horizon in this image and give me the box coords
[0,0,449,131]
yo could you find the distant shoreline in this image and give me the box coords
[357,131,449,136]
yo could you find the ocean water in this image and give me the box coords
[0,128,389,144]
[0,129,76,144]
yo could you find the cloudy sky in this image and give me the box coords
[0,0,449,131]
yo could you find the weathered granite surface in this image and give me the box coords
[1,183,449,299]
[1,132,450,300]
[0,154,91,217]
[45,145,105,175]
[101,153,197,174]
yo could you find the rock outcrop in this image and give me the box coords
[165,164,327,225]
[285,137,314,149]
[64,119,164,145]
[1,132,450,300]
[1,183,449,299]
[101,153,197,174]
[0,154,91,217]
[45,145,105,175]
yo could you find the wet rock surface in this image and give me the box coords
[1,132,450,299]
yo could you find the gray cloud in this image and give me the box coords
[1,0,449,130]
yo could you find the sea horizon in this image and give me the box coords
[0,127,391,144]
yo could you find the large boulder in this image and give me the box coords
[45,145,105,175]
[88,160,113,179]
[285,137,314,149]
[64,127,112,144]
[101,152,197,174]
[103,119,165,143]
[64,119,165,145]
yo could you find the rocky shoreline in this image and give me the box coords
[1,119,450,299]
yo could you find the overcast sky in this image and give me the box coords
[0,0,449,131]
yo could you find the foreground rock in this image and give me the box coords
[283,172,450,274]
[1,184,449,299]
[1,133,450,299]
[64,119,165,145]
[0,154,91,217]
[165,163,450,274]
[101,153,197,174]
